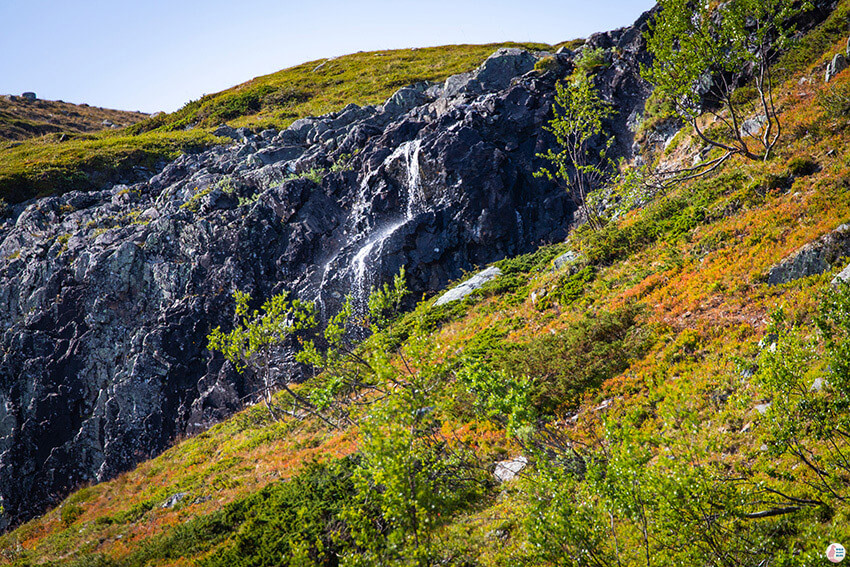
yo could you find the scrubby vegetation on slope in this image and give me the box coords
[8,3,850,566]
[0,43,551,206]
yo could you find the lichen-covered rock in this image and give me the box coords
[766,223,850,286]
[434,267,502,306]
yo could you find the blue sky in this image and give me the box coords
[0,0,655,114]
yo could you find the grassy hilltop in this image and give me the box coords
[6,3,850,566]
[0,97,148,142]
[0,42,559,206]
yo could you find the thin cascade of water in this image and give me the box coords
[348,139,423,305]
[351,219,406,302]
[403,139,422,219]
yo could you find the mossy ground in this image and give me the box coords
[0,98,147,142]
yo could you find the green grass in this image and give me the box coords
[0,130,222,203]
[0,42,552,205]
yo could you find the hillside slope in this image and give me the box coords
[4,1,850,565]
[0,37,621,529]
[0,43,556,206]
[0,96,147,142]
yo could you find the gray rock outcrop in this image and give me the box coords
[767,223,850,285]
[434,267,502,306]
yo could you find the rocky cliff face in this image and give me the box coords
[0,15,657,529]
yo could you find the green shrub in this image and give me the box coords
[283,167,327,184]
[499,304,647,412]
[818,80,850,119]
[60,504,83,527]
[544,266,595,308]
[534,56,561,74]
[637,91,677,137]
[495,243,570,275]
[202,458,362,567]
[574,47,610,74]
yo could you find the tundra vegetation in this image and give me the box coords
[6,1,850,566]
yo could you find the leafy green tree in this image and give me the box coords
[527,420,796,567]
[208,267,410,427]
[643,0,809,171]
[756,287,850,507]
[536,70,617,230]
[342,333,489,566]
[207,290,321,422]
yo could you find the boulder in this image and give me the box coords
[476,48,537,91]
[434,267,502,306]
[443,71,478,98]
[833,263,850,285]
[740,114,767,137]
[826,52,848,83]
[494,456,528,482]
[552,250,581,272]
[20,92,36,101]
[767,223,850,285]
[382,86,428,116]
[161,492,188,509]
[213,124,240,140]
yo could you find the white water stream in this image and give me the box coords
[350,139,423,302]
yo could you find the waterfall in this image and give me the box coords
[348,139,423,304]
[403,139,422,218]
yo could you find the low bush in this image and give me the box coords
[818,80,850,119]
[499,304,647,412]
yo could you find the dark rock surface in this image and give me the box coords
[0,12,657,529]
